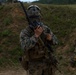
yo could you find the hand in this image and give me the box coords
[46,33,52,41]
[34,26,43,38]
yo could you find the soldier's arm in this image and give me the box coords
[20,30,38,51]
[50,32,58,45]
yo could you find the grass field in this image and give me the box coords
[0,3,76,75]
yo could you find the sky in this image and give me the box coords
[19,0,36,2]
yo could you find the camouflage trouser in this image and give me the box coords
[27,61,56,75]
[21,56,56,75]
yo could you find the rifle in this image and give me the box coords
[47,51,62,74]
[19,1,62,74]
[39,37,62,74]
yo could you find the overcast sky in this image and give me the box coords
[19,0,36,2]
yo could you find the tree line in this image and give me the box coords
[33,0,76,4]
[0,0,76,4]
[0,0,18,3]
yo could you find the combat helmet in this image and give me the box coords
[27,5,41,18]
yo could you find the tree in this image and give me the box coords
[35,0,76,4]
[7,0,18,3]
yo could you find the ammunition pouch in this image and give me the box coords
[26,46,46,60]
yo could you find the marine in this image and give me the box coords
[20,5,58,75]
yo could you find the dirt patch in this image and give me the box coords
[0,67,27,75]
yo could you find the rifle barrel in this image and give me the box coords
[19,1,31,25]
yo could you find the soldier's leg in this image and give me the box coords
[28,61,44,75]
[26,70,30,75]
[49,65,56,75]
[29,66,42,75]
[43,65,56,75]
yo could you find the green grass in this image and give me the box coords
[3,16,13,26]
[0,29,12,37]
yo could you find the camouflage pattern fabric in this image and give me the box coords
[29,60,56,75]
[21,54,56,75]
[20,23,58,75]
[20,24,58,51]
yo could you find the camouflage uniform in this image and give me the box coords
[20,23,58,75]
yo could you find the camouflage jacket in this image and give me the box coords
[20,23,58,60]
